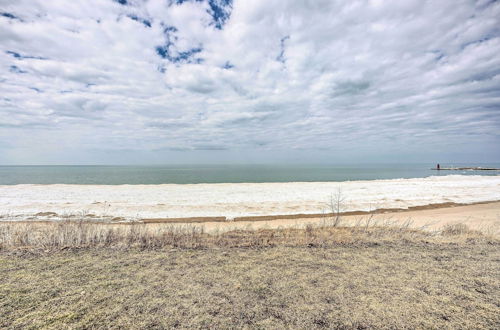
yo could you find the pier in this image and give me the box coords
[432,167,500,171]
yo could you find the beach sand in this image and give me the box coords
[186,201,500,233]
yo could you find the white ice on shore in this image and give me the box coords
[0,175,499,221]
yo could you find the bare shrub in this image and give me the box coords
[328,187,345,227]
[441,223,479,236]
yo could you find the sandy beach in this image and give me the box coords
[186,201,500,233]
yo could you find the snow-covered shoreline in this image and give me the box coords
[1,175,499,221]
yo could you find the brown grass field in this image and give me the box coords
[0,221,499,329]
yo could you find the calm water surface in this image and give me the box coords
[0,164,498,185]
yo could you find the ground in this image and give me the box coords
[1,239,499,329]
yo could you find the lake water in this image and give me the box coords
[0,163,498,185]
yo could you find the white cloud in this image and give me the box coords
[0,0,499,164]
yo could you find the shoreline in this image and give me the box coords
[141,200,500,223]
[147,201,500,234]
[2,199,499,224]
[4,200,500,233]
[1,175,499,222]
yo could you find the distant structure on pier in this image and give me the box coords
[431,165,500,171]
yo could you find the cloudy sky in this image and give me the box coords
[1,0,499,164]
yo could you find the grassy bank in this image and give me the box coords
[1,223,499,329]
[0,220,490,251]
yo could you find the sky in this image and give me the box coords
[0,0,499,165]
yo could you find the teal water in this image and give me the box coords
[0,164,498,185]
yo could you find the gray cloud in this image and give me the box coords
[0,0,499,164]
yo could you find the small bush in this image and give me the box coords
[441,223,477,236]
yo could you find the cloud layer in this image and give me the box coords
[1,0,499,164]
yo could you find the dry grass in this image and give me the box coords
[0,221,499,329]
[1,219,494,252]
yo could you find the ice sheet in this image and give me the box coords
[0,175,499,221]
